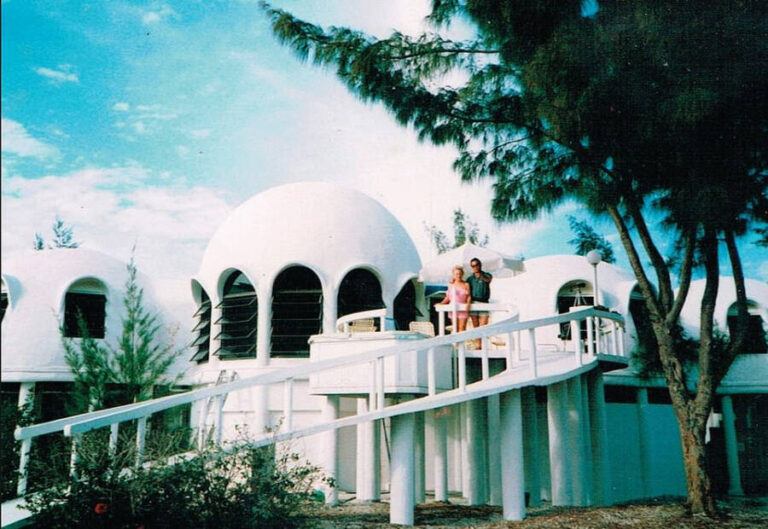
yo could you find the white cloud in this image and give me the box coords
[113,102,130,112]
[0,118,59,158]
[176,145,190,157]
[1,165,234,313]
[35,66,79,84]
[759,261,768,282]
[190,129,211,139]
[141,5,176,25]
[132,121,147,134]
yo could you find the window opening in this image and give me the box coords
[63,279,107,338]
[189,289,212,363]
[393,280,417,331]
[272,266,322,357]
[556,281,593,341]
[727,301,767,354]
[214,271,258,360]
[0,280,8,323]
[337,268,384,330]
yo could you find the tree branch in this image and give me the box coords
[693,228,719,416]
[722,229,750,371]
[666,226,696,326]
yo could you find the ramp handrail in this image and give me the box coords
[12,307,624,499]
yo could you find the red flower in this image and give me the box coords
[94,502,109,515]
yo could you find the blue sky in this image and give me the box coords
[2,0,765,312]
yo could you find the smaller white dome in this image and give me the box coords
[1,249,147,382]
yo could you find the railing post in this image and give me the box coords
[481,346,490,381]
[16,438,31,496]
[505,332,514,370]
[611,321,619,355]
[69,433,81,479]
[214,395,225,446]
[528,329,538,378]
[458,342,467,391]
[515,331,522,362]
[586,317,595,357]
[109,423,119,456]
[618,323,626,356]
[571,319,583,366]
[284,378,294,432]
[136,417,147,465]
[594,317,602,355]
[427,347,436,396]
[438,310,446,336]
[377,356,385,410]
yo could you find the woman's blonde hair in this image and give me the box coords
[451,265,465,282]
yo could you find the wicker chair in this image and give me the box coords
[408,321,435,337]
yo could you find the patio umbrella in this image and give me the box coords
[418,242,524,284]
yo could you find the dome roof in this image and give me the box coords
[680,277,768,337]
[195,182,421,301]
[1,248,145,382]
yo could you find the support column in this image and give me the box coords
[547,381,571,505]
[587,371,610,505]
[321,396,339,505]
[256,283,272,367]
[16,382,35,496]
[487,394,502,506]
[428,408,449,502]
[522,387,541,507]
[252,385,269,437]
[721,395,744,496]
[500,389,525,521]
[322,285,338,335]
[390,411,416,526]
[567,375,591,506]
[636,387,652,498]
[414,411,426,504]
[356,398,381,501]
[463,398,488,505]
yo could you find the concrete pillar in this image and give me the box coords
[390,411,416,525]
[256,283,272,367]
[547,381,571,505]
[537,399,551,502]
[322,284,337,335]
[500,389,525,521]
[487,394,502,506]
[636,387,652,498]
[721,395,744,496]
[321,395,339,505]
[587,371,610,505]
[463,398,488,505]
[414,411,426,504]
[567,375,591,506]
[522,387,541,507]
[428,408,449,502]
[356,398,381,501]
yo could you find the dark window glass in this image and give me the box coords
[727,314,767,354]
[648,387,672,405]
[64,292,106,338]
[215,272,258,360]
[189,290,212,363]
[0,292,7,323]
[337,268,384,330]
[393,281,417,331]
[272,266,322,357]
[604,385,636,404]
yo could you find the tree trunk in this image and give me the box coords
[679,421,716,515]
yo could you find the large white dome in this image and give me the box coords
[195,182,421,302]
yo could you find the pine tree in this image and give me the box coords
[51,216,79,249]
[567,216,615,264]
[425,208,489,254]
[263,1,767,514]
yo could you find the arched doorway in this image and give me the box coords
[556,280,593,341]
[272,266,323,357]
[190,287,212,363]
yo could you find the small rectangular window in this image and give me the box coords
[604,385,636,404]
[64,292,106,338]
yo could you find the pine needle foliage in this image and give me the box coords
[262,0,767,515]
[567,216,615,263]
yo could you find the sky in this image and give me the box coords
[2,0,766,321]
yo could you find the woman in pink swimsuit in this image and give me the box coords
[441,265,472,332]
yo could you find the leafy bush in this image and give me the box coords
[24,431,329,529]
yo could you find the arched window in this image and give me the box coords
[393,280,417,331]
[63,278,107,338]
[727,301,767,354]
[556,280,593,341]
[272,266,322,357]
[0,279,8,323]
[215,271,257,360]
[337,268,384,329]
[190,288,212,363]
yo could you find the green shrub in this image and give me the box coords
[23,431,330,529]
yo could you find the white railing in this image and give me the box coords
[335,308,387,332]
[12,307,625,499]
